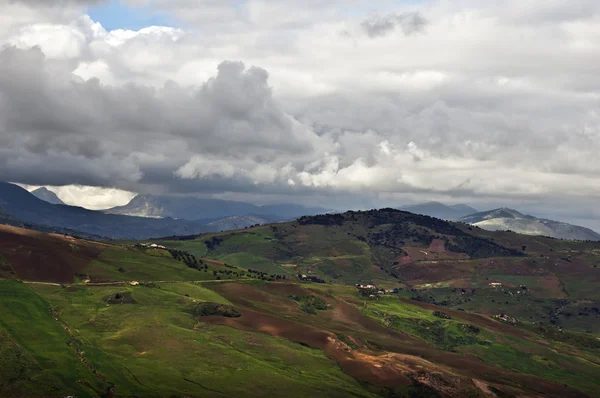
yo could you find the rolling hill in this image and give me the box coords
[460,208,600,241]
[400,202,478,220]
[155,209,600,333]
[0,222,599,397]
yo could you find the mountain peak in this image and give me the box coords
[460,207,600,240]
[31,187,65,205]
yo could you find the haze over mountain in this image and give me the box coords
[31,187,65,205]
[460,208,600,241]
[0,183,328,239]
[400,202,478,220]
[106,194,328,221]
[0,182,212,239]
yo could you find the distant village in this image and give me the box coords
[137,242,167,249]
[355,284,400,297]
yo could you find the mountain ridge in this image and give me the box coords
[0,182,212,239]
[106,194,328,221]
[31,187,65,205]
[460,208,600,240]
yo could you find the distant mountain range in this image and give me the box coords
[0,183,326,240]
[105,194,327,221]
[205,215,278,231]
[459,208,600,241]
[400,202,600,241]
[399,201,478,220]
[0,182,215,239]
[6,183,599,241]
[31,187,65,205]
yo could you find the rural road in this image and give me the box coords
[22,278,252,287]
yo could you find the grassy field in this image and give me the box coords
[1,214,600,397]
[22,282,376,398]
[361,295,600,394]
[0,280,112,397]
[0,276,597,397]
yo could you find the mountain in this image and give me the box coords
[205,215,278,231]
[1,221,599,397]
[460,208,600,241]
[106,194,327,220]
[400,201,478,220]
[0,182,213,239]
[31,187,65,205]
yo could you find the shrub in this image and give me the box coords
[433,311,452,319]
[187,302,241,318]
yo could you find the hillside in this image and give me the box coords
[0,223,599,397]
[205,214,279,231]
[400,202,478,220]
[106,194,327,220]
[460,208,600,241]
[0,182,214,239]
[31,187,65,205]
[156,209,600,334]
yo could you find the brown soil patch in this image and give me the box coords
[333,258,352,268]
[205,282,587,397]
[393,245,469,278]
[396,259,477,285]
[428,239,448,253]
[0,225,104,283]
[202,308,414,387]
[199,258,229,267]
[281,263,297,267]
[472,379,496,397]
[537,275,567,298]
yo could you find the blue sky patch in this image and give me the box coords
[87,0,173,31]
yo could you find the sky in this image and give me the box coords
[1,0,600,228]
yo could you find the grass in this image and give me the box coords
[3,214,600,396]
[219,252,286,274]
[85,247,224,282]
[26,281,377,397]
[360,295,600,395]
[464,336,600,394]
[0,280,110,397]
[0,327,66,397]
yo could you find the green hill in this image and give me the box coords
[1,210,599,397]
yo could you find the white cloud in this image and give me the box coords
[2,0,600,225]
[17,183,135,210]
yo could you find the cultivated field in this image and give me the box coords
[1,211,599,397]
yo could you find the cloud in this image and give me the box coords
[18,183,134,209]
[2,0,600,226]
[361,12,428,38]
[7,0,104,5]
[0,44,329,195]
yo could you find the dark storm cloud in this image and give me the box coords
[0,46,325,192]
[3,0,600,224]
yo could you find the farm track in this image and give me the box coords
[23,278,254,286]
